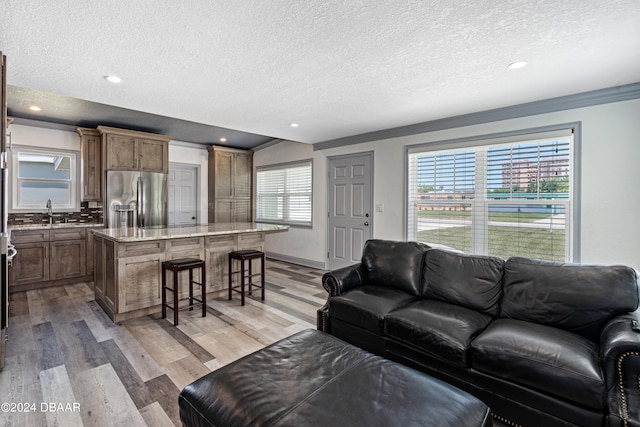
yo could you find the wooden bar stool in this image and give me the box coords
[162,258,206,325]
[228,250,265,306]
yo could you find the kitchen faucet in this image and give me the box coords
[46,199,53,224]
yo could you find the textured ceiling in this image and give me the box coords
[2,0,639,147]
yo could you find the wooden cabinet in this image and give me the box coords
[94,237,116,316]
[138,138,168,172]
[98,126,171,173]
[9,227,90,290]
[9,230,49,286]
[204,235,236,292]
[77,128,102,201]
[86,227,95,276]
[49,228,86,280]
[118,249,164,313]
[208,146,253,223]
[94,235,105,303]
[78,126,170,200]
[104,133,137,170]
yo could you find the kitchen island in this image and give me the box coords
[91,223,288,322]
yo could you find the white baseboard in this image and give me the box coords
[265,252,327,270]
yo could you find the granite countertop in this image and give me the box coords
[91,222,289,242]
[10,223,105,230]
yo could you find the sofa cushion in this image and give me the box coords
[500,257,639,340]
[422,249,504,316]
[385,300,493,368]
[329,286,418,335]
[361,239,428,297]
[472,318,605,410]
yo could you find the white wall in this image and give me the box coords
[8,124,79,150]
[253,141,328,268]
[255,98,640,271]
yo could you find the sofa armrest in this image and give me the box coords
[601,310,640,427]
[321,264,366,297]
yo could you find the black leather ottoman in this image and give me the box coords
[179,329,492,427]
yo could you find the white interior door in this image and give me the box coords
[328,152,373,269]
[168,163,199,226]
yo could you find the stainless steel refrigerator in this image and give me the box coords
[105,170,168,229]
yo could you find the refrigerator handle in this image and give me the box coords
[137,176,143,228]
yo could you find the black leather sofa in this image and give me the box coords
[317,239,640,427]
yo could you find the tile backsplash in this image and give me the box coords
[8,201,103,226]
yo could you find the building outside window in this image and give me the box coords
[407,129,574,261]
[11,146,78,211]
[256,160,313,227]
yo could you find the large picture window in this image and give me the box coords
[256,160,312,226]
[11,146,78,211]
[407,129,574,261]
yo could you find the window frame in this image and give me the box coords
[255,159,313,228]
[404,123,581,262]
[9,145,81,212]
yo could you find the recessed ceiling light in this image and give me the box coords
[104,75,122,83]
[29,105,42,111]
[508,61,528,70]
[290,123,299,128]
[219,137,227,142]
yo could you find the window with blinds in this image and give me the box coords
[256,160,313,226]
[407,131,573,261]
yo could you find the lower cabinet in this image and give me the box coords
[94,238,116,317]
[204,235,236,293]
[9,239,49,285]
[9,227,92,291]
[117,240,165,314]
[50,232,87,280]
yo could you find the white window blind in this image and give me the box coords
[256,160,312,226]
[408,132,573,261]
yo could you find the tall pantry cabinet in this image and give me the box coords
[207,146,253,223]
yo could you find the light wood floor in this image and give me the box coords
[0,259,327,427]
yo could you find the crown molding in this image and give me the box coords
[313,82,640,151]
[253,138,290,152]
[169,140,208,150]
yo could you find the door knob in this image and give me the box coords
[364,222,369,226]
[192,217,196,220]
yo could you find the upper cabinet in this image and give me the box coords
[208,146,253,223]
[77,126,171,201]
[97,126,171,173]
[77,127,102,201]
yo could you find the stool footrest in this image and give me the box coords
[230,283,264,293]
[163,296,205,307]
[229,274,262,281]
[163,280,204,292]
